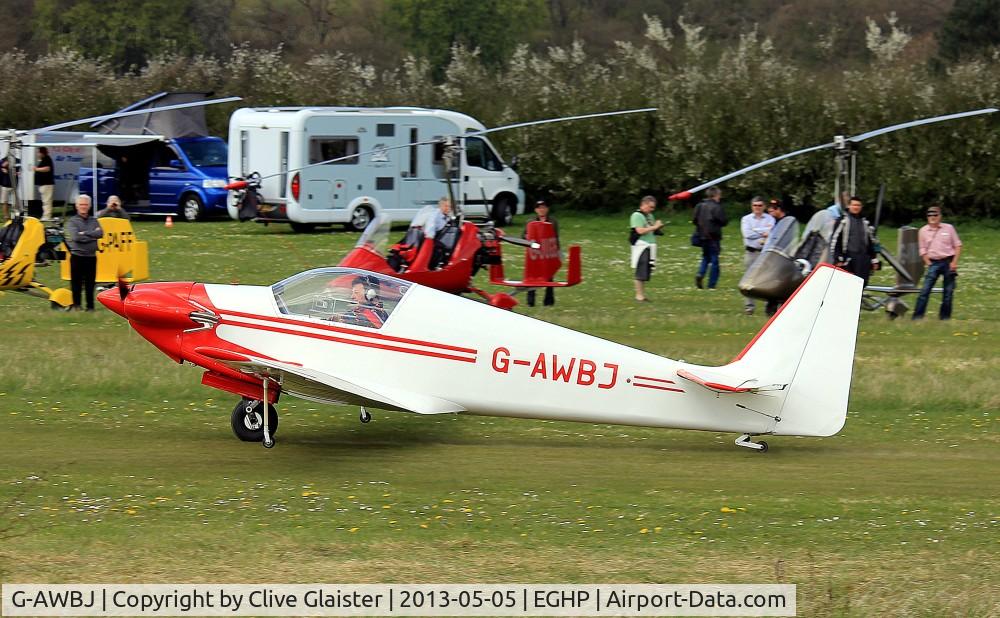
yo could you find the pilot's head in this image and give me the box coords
[351,276,378,304]
[438,197,452,214]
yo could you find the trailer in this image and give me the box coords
[227,106,524,232]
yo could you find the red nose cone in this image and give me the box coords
[98,287,126,317]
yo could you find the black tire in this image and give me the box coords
[231,398,278,442]
[180,193,204,222]
[289,222,317,233]
[757,441,768,453]
[491,195,515,227]
[345,205,373,232]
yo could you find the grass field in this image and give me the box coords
[1,212,997,616]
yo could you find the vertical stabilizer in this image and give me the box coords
[728,264,863,436]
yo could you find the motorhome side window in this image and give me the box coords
[464,137,502,171]
[309,137,359,165]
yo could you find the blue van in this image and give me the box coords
[77,135,229,221]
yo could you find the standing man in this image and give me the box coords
[33,147,55,221]
[64,195,104,312]
[830,196,879,286]
[693,186,728,289]
[761,199,799,316]
[739,196,774,314]
[0,156,12,220]
[630,195,664,302]
[912,205,962,320]
[525,199,559,307]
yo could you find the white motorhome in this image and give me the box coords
[227,107,524,232]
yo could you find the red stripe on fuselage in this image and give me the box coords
[218,308,477,355]
[633,383,685,393]
[633,375,677,384]
[218,319,477,364]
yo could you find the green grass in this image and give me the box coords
[1,213,998,616]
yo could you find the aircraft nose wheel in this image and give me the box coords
[359,407,372,424]
[231,398,278,443]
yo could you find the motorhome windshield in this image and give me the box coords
[178,140,228,167]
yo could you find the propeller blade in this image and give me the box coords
[26,96,242,134]
[471,107,657,137]
[847,107,998,143]
[670,142,834,199]
[118,278,131,301]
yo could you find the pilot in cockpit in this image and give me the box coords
[333,276,389,328]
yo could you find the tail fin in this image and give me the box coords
[729,263,863,436]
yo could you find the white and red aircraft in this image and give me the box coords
[99,262,862,452]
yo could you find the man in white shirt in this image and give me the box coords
[739,196,774,315]
[423,197,452,239]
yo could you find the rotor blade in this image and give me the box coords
[470,107,657,137]
[847,107,998,143]
[873,182,886,233]
[500,235,540,249]
[256,137,445,181]
[669,141,834,200]
[26,96,242,134]
[251,108,657,182]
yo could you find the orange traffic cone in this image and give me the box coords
[165,215,173,228]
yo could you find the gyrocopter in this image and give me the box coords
[227,108,653,307]
[670,107,997,317]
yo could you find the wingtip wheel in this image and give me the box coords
[735,434,769,453]
[359,406,372,424]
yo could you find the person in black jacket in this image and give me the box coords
[830,196,880,286]
[693,186,728,289]
[33,147,55,221]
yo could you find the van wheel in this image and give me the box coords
[346,205,373,232]
[491,195,515,227]
[290,222,317,233]
[180,194,203,222]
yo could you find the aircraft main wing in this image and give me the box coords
[195,346,465,415]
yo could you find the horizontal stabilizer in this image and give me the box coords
[676,368,757,393]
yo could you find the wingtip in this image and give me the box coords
[669,191,691,201]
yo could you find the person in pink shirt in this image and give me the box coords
[912,205,962,320]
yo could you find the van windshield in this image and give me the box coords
[178,140,228,167]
